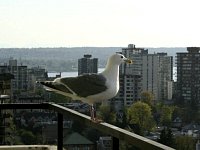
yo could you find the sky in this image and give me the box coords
[0,0,200,48]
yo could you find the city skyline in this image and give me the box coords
[0,0,200,48]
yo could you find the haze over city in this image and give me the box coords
[1,1,200,148]
[0,0,200,48]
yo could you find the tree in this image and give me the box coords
[140,91,154,106]
[72,120,86,133]
[160,105,174,126]
[175,135,196,150]
[98,105,116,124]
[83,128,103,143]
[116,107,128,129]
[20,129,36,144]
[127,101,155,135]
[49,92,71,103]
[158,128,174,147]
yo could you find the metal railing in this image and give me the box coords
[0,103,175,150]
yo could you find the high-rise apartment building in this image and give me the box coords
[176,47,200,106]
[0,58,47,95]
[28,66,47,92]
[157,53,173,101]
[78,54,98,75]
[113,44,147,108]
[0,73,14,144]
[142,53,173,102]
[142,54,159,101]
[0,58,28,93]
[113,44,173,109]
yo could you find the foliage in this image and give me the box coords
[172,106,182,119]
[158,128,174,147]
[72,120,87,133]
[120,141,140,150]
[98,105,116,124]
[175,135,196,150]
[83,128,104,143]
[140,91,154,106]
[127,101,155,135]
[160,105,175,126]
[115,107,128,129]
[48,92,71,103]
[35,88,44,96]
[20,129,36,144]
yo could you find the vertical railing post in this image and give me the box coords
[112,136,119,150]
[58,113,63,150]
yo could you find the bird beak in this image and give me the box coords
[124,58,133,64]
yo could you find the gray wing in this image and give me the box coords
[60,73,107,97]
[39,81,73,94]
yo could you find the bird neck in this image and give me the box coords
[102,63,119,81]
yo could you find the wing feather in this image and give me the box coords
[60,73,107,97]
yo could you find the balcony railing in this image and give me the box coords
[0,103,175,150]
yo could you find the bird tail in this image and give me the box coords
[36,81,72,94]
[36,81,55,91]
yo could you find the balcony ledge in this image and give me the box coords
[0,145,62,150]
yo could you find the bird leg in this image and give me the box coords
[90,104,102,123]
[90,104,95,121]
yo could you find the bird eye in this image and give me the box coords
[121,56,124,59]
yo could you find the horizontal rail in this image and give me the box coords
[0,103,175,150]
[49,103,174,150]
[0,103,49,110]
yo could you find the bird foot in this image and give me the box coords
[91,117,103,123]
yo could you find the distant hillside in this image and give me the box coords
[0,47,187,72]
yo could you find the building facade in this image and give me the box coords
[28,66,47,92]
[113,44,173,110]
[0,58,28,94]
[142,54,159,101]
[0,73,14,144]
[0,58,47,96]
[113,44,147,108]
[157,53,173,101]
[78,54,98,75]
[176,47,200,106]
[142,53,173,102]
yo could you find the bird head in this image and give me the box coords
[109,53,133,65]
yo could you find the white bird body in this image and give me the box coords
[39,53,132,121]
[86,65,120,104]
[44,63,120,105]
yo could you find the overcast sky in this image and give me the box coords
[0,0,199,48]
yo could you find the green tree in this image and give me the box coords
[140,91,154,106]
[160,105,175,126]
[49,92,71,103]
[116,107,128,129]
[172,106,182,119]
[20,129,36,144]
[158,128,174,147]
[175,135,196,150]
[98,105,116,124]
[127,101,155,135]
[72,120,86,133]
[35,88,44,96]
[83,128,103,143]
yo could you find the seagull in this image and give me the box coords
[38,53,132,122]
